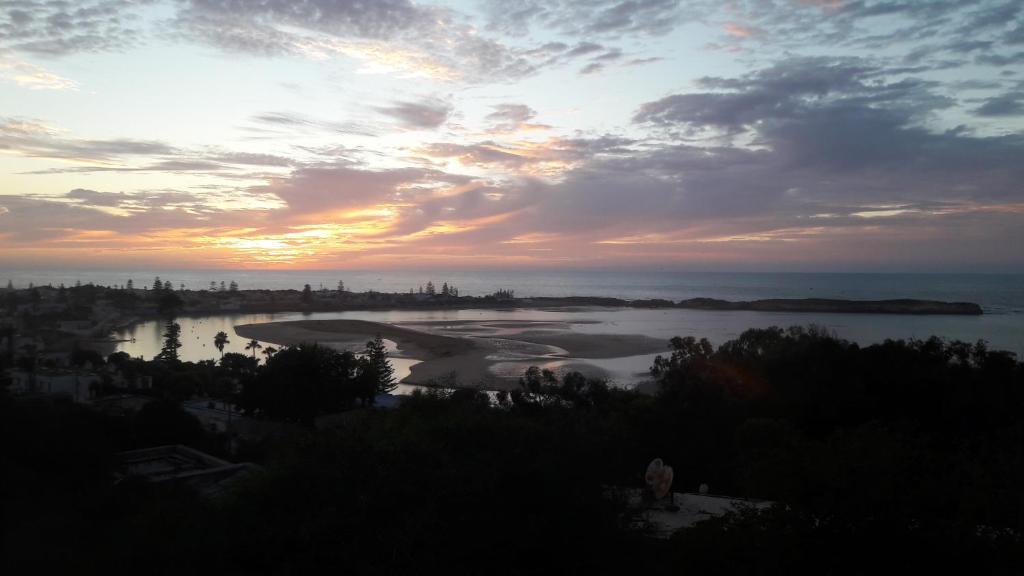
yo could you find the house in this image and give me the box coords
[8,369,100,403]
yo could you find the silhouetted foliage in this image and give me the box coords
[213,330,229,357]
[4,327,1024,574]
[361,334,395,395]
[157,291,184,316]
[238,343,360,424]
[156,320,182,363]
[133,398,205,447]
[71,347,106,368]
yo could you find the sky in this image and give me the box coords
[0,0,1022,272]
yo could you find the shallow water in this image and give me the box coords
[112,306,1024,388]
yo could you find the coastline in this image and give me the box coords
[235,319,669,390]
[187,295,985,316]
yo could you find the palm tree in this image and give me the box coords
[214,331,229,359]
[245,339,262,359]
[262,346,277,361]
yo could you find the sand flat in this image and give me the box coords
[235,318,666,389]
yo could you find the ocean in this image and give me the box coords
[4,269,1023,313]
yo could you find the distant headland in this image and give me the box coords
[670,297,983,315]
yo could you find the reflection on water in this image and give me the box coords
[114,313,296,363]
[114,307,1024,388]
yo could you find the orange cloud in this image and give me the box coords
[723,22,754,38]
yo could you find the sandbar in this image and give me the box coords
[234,319,668,390]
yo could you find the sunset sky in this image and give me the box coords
[1,0,1023,271]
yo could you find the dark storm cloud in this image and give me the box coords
[0,0,153,55]
[446,56,1024,254]
[975,91,1024,116]
[375,98,452,130]
[634,57,952,137]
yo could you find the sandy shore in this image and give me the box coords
[235,319,668,390]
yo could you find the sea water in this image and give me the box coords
[5,269,1022,376]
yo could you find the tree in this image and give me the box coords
[229,280,239,292]
[157,291,184,317]
[157,320,182,363]
[134,399,205,447]
[262,346,277,360]
[442,282,449,296]
[214,331,230,358]
[126,279,134,290]
[362,334,396,395]
[220,281,226,292]
[209,281,216,291]
[239,343,360,424]
[337,280,345,294]
[245,339,262,359]
[301,284,313,304]
[70,347,105,369]
[425,281,436,296]
[153,276,162,292]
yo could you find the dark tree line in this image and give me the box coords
[3,326,1024,574]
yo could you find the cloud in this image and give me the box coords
[482,0,684,38]
[0,116,301,177]
[247,111,378,138]
[484,103,551,133]
[65,188,127,206]
[376,98,452,130]
[975,92,1024,116]
[174,0,535,82]
[0,116,175,164]
[700,0,1023,75]
[0,53,77,89]
[0,0,151,55]
[406,57,1023,266]
[634,57,952,138]
[251,162,470,221]
[419,135,636,174]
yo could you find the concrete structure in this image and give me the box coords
[114,445,259,499]
[611,487,774,539]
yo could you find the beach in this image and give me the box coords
[234,318,670,389]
